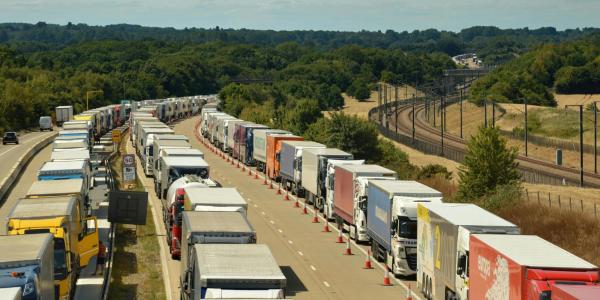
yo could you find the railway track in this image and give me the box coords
[377,101,600,188]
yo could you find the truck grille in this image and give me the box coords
[407,254,417,271]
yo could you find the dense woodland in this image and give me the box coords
[469,34,600,106]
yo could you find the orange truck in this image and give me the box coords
[266,134,304,180]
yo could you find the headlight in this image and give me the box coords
[22,282,35,296]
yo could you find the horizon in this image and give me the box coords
[1,0,599,33]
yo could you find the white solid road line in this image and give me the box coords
[323,281,331,287]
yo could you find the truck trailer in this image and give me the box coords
[252,130,290,172]
[238,124,268,165]
[301,148,352,210]
[0,234,54,300]
[55,106,73,127]
[469,234,599,300]
[265,134,304,181]
[181,244,286,300]
[323,159,364,220]
[279,141,325,196]
[417,203,520,300]
[333,164,396,242]
[183,187,247,214]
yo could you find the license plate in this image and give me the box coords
[406,247,417,255]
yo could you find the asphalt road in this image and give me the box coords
[170,116,422,300]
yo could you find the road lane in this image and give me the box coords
[173,116,422,300]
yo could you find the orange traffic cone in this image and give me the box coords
[284,191,290,201]
[382,266,392,286]
[343,240,352,255]
[236,161,240,168]
[254,173,259,180]
[312,210,319,223]
[230,159,234,165]
[322,222,331,232]
[406,284,413,300]
[363,250,373,269]
[335,230,344,243]
[269,182,274,189]
[276,187,282,195]
[241,165,246,171]
[302,204,308,215]
[263,178,268,185]
[248,169,252,175]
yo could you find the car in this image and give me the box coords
[2,132,18,145]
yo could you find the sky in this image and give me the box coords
[0,0,599,32]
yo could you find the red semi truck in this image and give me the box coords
[469,234,599,300]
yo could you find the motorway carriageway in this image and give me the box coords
[168,116,422,300]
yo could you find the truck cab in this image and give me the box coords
[7,197,98,300]
[158,156,210,200]
[0,234,54,300]
[278,141,325,196]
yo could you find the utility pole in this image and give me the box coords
[492,100,496,128]
[412,93,416,142]
[525,98,528,157]
[441,96,445,156]
[395,85,399,135]
[484,100,488,128]
[594,101,598,174]
[433,99,436,127]
[378,83,382,124]
[460,89,463,139]
[565,105,584,187]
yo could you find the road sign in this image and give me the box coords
[123,154,136,182]
[112,129,121,143]
[108,191,148,225]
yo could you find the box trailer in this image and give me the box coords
[178,211,255,262]
[26,178,88,215]
[417,203,520,300]
[51,149,90,162]
[252,130,290,172]
[55,106,73,126]
[145,139,191,176]
[0,234,54,300]
[265,134,304,181]
[38,160,91,191]
[301,148,352,210]
[323,159,364,220]
[181,244,286,300]
[366,180,443,276]
[279,141,325,196]
[226,120,251,155]
[333,164,396,242]
[469,234,599,300]
[217,118,240,152]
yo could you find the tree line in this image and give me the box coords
[469,34,600,106]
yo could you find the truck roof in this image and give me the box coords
[162,148,203,156]
[282,140,325,148]
[162,156,208,167]
[420,203,516,228]
[553,284,600,299]
[193,244,286,287]
[0,234,52,265]
[58,130,88,135]
[370,180,440,197]
[474,234,597,270]
[26,179,83,197]
[304,147,352,157]
[337,164,396,176]
[185,187,246,206]
[56,105,72,108]
[9,197,76,219]
[153,134,188,141]
[51,150,90,161]
[154,140,191,147]
[240,123,267,129]
[40,160,85,172]
[183,211,254,234]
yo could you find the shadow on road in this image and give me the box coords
[280,266,307,296]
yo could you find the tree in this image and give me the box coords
[457,126,520,200]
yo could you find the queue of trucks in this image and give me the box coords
[130,97,287,299]
[201,107,600,300]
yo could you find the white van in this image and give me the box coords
[39,116,53,131]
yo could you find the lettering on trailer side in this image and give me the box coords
[485,255,509,300]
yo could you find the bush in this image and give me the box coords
[475,183,522,211]
[416,164,452,180]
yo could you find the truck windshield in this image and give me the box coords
[169,167,209,181]
[54,238,68,280]
[398,220,417,239]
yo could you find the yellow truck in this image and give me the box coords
[7,196,99,300]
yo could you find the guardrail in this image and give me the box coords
[0,132,57,203]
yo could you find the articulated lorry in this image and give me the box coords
[55,106,73,127]
[278,141,325,196]
[417,203,520,300]
[225,120,251,155]
[301,148,352,210]
[157,156,210,199]
[332,164,396,242]
[323,159,364,220]
[265,134,304,181]
[163,176,218,258]
[367,180,443,277]
[7,197,98,300]
[469,234,599,300]
[181,244,286,300]
[238,124,268,165]
[145,139,191,176]
[0,234,54,300]
[179,211,256,263]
